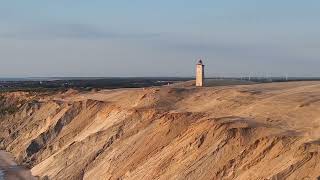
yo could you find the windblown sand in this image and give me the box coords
[0,81,319,179]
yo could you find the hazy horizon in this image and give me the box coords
[1,1,319,77]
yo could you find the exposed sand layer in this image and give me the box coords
[0,81,319,179]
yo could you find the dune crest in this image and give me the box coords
[0,82,320,179]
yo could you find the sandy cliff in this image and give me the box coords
[0,81,320,179]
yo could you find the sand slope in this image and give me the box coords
[0,81,319,179]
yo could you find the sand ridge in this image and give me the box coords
[0,81,319,179]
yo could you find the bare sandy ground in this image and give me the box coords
[0,151,36,180]
[0,81,319,179]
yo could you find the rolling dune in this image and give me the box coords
[0,81,320,179]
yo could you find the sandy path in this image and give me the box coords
[0,151,36,180]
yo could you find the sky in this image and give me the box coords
[0,0,319,77]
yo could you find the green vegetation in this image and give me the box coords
[0,106,18,115]
[0,95,19,117]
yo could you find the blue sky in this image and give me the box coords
[0,1,319,77]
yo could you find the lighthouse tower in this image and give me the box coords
[196,60,205,87]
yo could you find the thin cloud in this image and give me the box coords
[0,23,161,40]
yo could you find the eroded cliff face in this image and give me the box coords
[0,82,320,180]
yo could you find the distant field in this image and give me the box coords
[0,77,319,92]
[0,77,192,92]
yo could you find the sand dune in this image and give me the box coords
[0,81,320,179]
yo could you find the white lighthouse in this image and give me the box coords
[196,60,205,87]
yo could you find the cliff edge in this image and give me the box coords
[0,82,320,179]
